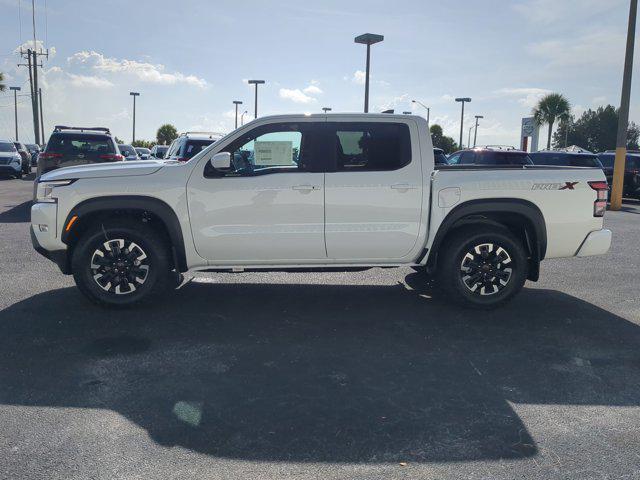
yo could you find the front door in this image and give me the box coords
[324,120,423,261]
[187,121,327,264]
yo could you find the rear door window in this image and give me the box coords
[329,122,411,171]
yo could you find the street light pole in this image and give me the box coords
[455,97,472,149]
[241,110,248,126]
[130,92,140,143]
[322,107,332,113]
[411,100,430,124]
[233,100,243,129]
[611,0,637,211]
[355,33,384,113]
[468,125,474,149]
[473,115,484,147]
[247,80,265,119]
[9,87,21,141]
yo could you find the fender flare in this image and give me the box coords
[428,198,547,270]
[61,195,188,272]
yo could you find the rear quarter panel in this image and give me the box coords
[429,167,606,259]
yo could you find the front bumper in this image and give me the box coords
[30,226,71,274]
[576,229,612,257]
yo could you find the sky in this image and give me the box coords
[0,0,638,147]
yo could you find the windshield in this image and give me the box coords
[136,148,150,154]
[118,145,137,156]
[182,139,215,159]
[0,143,17,153]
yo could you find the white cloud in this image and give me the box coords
[352,70,366,85]
[68,73,114,88]
[513,0,625,25]
[279,88,316,104]
[375,93,409,112]
[494,87,552,108]
[303,84,323,95]
[67,50,207,88]
[527,30,625,68]
[14,40,56,57]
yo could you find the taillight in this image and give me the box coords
[99,154,124,162]
[39,152,62,160]
[588,181,608,217]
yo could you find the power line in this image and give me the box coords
[18,0,22,44]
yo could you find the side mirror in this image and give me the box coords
[210,151,231,170]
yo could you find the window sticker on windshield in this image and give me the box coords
[254,141,293,166]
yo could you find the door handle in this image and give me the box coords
[390,183,417,190]
[292,184,319,191]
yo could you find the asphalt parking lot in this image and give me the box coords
[1,175,639,480]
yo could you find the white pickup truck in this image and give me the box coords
[31,114,612,308]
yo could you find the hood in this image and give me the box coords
[40,160,165,181]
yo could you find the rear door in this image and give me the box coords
[324,120,423,261]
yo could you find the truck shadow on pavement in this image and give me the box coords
[0,278,638,463]
[0,200,31,223]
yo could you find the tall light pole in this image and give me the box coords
[473,115,484,147]
[9,87,20,141]
[233,100,243,129]
[130,92,140,143]
[467,125,474,149]
[354,33,384,113]
[241,110,248,126]
[455,97,471,150]
[247,80,265,119]
[322,107,332,113]
[611,0,637,211]
[411,99,430,124]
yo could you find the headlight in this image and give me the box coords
[36,179,75,203]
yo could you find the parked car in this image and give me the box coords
[32,114,611,309]
[434,147,448,165]
[150,145,169,159]
[118,144,140,161]
[446,146,533,166]
[13,141,31,174]
[164,132,224,162]
[37,126,123,178]
[0,140,24,178]
[135,147,151,160]
[597,152,640,198]
[530,150,603,168]
[25,143,41,166]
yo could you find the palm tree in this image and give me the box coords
[0,72,6,93]
[533,93,571,150]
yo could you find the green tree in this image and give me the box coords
[552,105,640,152]
[533,93,571,150]
[0,72,5,92]
[131,139,154,149]
[430,124,458,154]
[156,124,178,145]
[114,136,124,144]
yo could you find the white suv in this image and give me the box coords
[164,132,224,162]
[31,114,611,309]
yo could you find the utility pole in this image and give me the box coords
[611,0,637,210]
[39,88,45,143]
[247,80,265,119]
[130,92,140,143]
[9,87,21,141]
[473,115,484,147]
[455,97,471,150]
[411,100,430,124]
[233,100,243,129]
[355,33,384,113]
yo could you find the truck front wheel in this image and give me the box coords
[437,226,528,309]
[71,220,172,307]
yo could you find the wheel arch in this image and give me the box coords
[426,198,547,281]
[61,195,188,272]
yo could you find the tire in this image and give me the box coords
[437,225,528,309]
[71,219,172,307]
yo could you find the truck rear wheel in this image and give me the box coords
[437,225,528,309]
[71,220,172,307]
